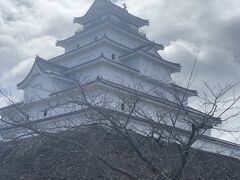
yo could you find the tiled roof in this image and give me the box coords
[56,20,153,46]
[119,45,181,70]
[63,53,140,74]
[34,56,73,81]
[132,42,164,51]
[35,56,67,74]
[74,0,149,27]
[53,35,131,62]
[50,77,204,120]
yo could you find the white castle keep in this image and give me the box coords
[0,0,240,158]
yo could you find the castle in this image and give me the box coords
[0,0,239,158]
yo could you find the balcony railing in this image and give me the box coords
[75,16,147,39]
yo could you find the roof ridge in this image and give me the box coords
[52,36,132,62]
[63,53,140,74]
[74,0,149,27]
[35,55,67,70]
[17,55,73,89]
[57,20,151,46]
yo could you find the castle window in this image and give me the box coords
[112,53,116,60]
[44,110,48,117]
[121,103,125,111]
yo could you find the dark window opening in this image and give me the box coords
[121,103,125,111]
[44,110,48,117]
[95,36,98,41]
[112,53,116,60]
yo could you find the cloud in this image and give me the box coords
[0,0,90,90]
[1,0,239,87]
[0,96,8,108]
[0,95,20,108]
[112,0,240,99]
[0,58,33,86]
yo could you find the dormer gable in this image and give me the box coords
[17,56,76,102]
[131,42,164,54]
[147,47,161,58]
[17,56,73,90]
[119,43,181,74]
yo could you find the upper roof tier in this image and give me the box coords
[74,0,149,28]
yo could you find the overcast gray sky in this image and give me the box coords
[0,0,240,141]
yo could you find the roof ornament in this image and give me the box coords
[123,3,127,10]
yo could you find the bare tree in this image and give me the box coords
[0,65,240,179]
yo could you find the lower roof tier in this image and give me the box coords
[16,55,196,108]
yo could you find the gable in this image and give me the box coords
[146,47,162,58]
[17,61,62,90]
[23,72,75,103]
[18,56,73,90]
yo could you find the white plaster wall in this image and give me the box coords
[64,30,105,53]
[55,42,128,68]
[193,137,240,158]
[23,75,73,103]
[101,43,127,61]
[121,55,172,83]
[121,56,140,70]
[2,80,232,159]
[140,58,171,82]
[71,62,144,91]
[21,82,189,129]
[24,75,54,103]
[73,63,105,82]
[53,78,74,90]
[62,22,147,53]
[55,47,102,68]
[106,26,145,49]
[98,64,175,102]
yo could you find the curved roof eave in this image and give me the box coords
[17,60,39,89]
[51,35,132,62]
[170,83,198,97]
[57,21,151,47]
